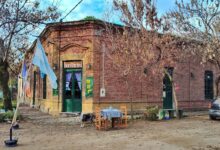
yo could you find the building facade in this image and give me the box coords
[26,20,217,115]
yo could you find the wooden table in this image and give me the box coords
[101,108,122,129]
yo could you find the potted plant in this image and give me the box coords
[144,105,159,121]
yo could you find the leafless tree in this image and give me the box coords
[165,0,220,96]
[103,0,190,119]
[0,0,60,110]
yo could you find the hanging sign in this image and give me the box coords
[64,61,82,68]
[86,77,94,98]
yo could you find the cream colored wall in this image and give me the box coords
[60,52,93,113]
[28,27,95,115]
[59,36,94,113]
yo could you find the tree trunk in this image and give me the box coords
[125,80,134,121]
[0,61,12,111]
[171,81,179,118]
[215,76,220,97]
[130,95,134,121]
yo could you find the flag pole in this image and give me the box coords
[11,39,37,127]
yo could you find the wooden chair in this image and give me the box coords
[120,105,128,128]
[95,107,108,130]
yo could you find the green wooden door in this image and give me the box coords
[63,69,82,112]
[163,68,173,109]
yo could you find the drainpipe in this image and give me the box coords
[98,42,105,106]
[32,71,36,106]
[102,43,105,90]
[189,60,191,108]
[58,20,62,111]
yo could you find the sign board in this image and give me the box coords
[86,77,94,98]
[64,61,82,68]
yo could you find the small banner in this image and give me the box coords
[86,77,94,98]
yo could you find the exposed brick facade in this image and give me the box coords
[27,20,217,115]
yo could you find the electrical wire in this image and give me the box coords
[60,0,84,22]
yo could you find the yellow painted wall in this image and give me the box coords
[28,25,95,115]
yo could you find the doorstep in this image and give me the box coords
[59,112,81,117]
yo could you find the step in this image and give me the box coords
[59,112,81,117]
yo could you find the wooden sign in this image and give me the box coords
[64,61,82,68]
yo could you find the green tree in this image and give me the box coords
[83,16,97,21]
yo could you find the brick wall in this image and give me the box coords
[93,26,216,110]
[28,20,217,114]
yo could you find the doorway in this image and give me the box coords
[63,68,82,112]
[163,68,173,109]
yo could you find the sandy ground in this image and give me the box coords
[1,106,220,150]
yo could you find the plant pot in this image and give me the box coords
[147,113,158,121]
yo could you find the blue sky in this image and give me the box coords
[50,0,177,22]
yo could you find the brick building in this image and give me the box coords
[26,20,217,115]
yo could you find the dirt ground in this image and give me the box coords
[1,106,220,150]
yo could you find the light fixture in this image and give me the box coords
[86,63,92,70]
[53,64,58,70]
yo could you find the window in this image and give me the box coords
[43,75,47,99]
[205,71,213,99]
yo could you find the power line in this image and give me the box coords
[60,0,83,22]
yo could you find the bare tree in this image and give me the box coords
[0,0,60,110]
[103,0,190,119]
[165,0,220,97]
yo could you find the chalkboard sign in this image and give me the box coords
[86,77,94,98]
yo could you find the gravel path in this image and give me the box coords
[0,106,219,150]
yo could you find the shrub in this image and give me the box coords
[0,113,5,122]
[12,100,17,108]
[0,100,17,109]
[0,100,3,109]
[4,111,14,120]
[0,110,22,122]
[144,105,159,121]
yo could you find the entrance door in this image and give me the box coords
[163,68,173,109]
[63,69,82,112]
